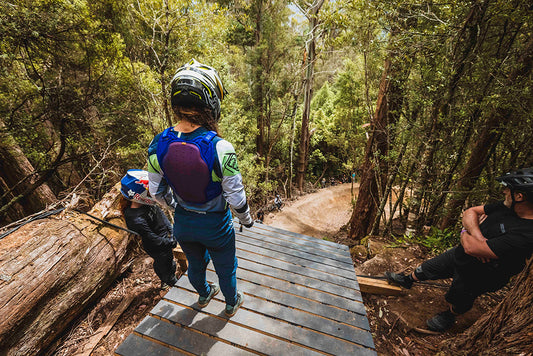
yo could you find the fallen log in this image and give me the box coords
[0,184,136,355]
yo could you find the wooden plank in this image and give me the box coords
[252,222,350,251]
[114,333,187,356]
[237,257,361,301]
[235,222,352,259]
[174,278,373,344]
[156,289,376,355]
[145,304,323,356]
[237,229,354,267]
[236,248,358,288]
[235,233,354,272]
[207,268,367,315]
[236,239,356,280]
[136,316,255,356]
[199,270,369,329]
[357,276,402,296]
[237,225,353,264]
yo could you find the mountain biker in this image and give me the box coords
[385,167,533,332]
[147,59,253,317]
[120,169,178,289]
[274,194,283,210]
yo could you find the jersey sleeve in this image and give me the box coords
[483,201,505,215]
[215,139,252,225]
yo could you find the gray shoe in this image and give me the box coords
[225,291,244,317]
[198,283,219,307]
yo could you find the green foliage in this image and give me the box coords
[392,227,458,255]
[1,0,532,229]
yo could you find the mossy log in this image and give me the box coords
[0,184,136,355]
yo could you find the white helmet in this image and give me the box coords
[170,59,227,120]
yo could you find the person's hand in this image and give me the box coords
[243,221,253,228]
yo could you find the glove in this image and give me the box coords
[234,202,253,228]
[165,238,177,249]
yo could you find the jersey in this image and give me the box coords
[147,127,252,228]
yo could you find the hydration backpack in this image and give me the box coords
[156,128,222,204]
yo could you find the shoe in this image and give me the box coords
[427,310,456,332]
[384,271,413,289]
[225,291,244,317]
[198,283,220,307]
[160,282,171,290]
[168,275,178,285]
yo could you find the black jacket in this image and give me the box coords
[124,205,176,255]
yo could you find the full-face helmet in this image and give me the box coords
[120,169,156,205]
[170,59,226,120]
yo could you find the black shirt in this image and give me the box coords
[455,201,533,283]
[484,202,533,275]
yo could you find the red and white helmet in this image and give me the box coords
[120,169,156,205]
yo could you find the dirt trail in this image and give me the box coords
[264,183,358,239]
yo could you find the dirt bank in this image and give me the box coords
[264,183,357,239]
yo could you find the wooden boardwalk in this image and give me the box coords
[115,222,376,356]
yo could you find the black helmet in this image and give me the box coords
[170,59,226,120]
[496,167,533,201]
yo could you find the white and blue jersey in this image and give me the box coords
[147,127,252,239]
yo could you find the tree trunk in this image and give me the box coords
[0,183,136,355]
[296,0,324,193]
[252,0,266,159]
[0,118,56,225]
[441,257,533,355]
[348,51,406,241]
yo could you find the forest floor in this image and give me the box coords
[48,183,504,356]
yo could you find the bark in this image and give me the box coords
[440,257,533,355]
[0,118,56,225]
[0,183,136,355]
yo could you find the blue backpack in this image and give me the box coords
[156,128,222,204]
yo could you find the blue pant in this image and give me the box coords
[174,208,238,306]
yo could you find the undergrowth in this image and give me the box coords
[392,227,459,255]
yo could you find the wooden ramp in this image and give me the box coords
[115,222,376,356]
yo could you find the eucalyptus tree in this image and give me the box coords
[126,0,228,129]
[220,0,303,202]
[294,0,326,193]
[438,2,533,228]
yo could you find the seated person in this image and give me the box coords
[386,167,533,332]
